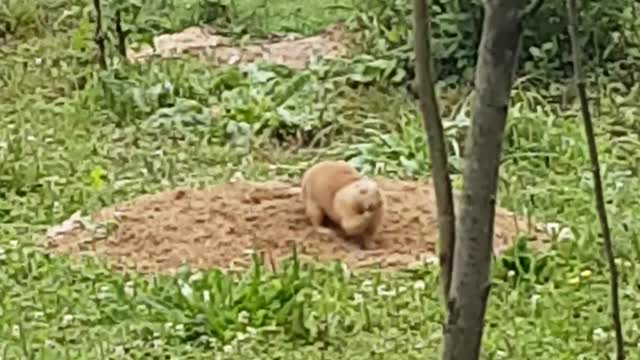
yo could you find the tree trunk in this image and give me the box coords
[442,0,528,358]
[413,0,456,300]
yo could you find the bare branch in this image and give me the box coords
[519,0,545,20]
[412,0,456,298]
[566,0,626,358]
[93,0,107,69]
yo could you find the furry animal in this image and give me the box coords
[300,160,384,249]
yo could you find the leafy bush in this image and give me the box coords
[347,0,640,85]
[101,0,231,47]
[82,60,346,147]
[0,0,86,38]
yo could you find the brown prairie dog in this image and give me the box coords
[300,160,384,249]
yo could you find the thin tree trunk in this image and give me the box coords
[115,9,128,59]
[413,0,456,299]
[566,0,625,358]
[442,0,533,358]
[93,0,107,69]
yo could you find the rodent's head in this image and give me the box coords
[353,178,382,214]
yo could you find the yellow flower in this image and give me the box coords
[580,269,592,278]
[568,277,580,285]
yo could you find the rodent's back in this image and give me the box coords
[301,161,362,218]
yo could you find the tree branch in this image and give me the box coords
[519,0,545,20]
[93,0,107,69]
[412,0,456,299]
[566,0,626,358]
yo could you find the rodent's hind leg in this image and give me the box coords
[304,198,324,227]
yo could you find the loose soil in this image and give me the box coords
[127,23,352,69]
[45,178,545,273]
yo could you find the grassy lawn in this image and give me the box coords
[1,0,640,358]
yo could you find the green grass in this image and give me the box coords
[1,0,640,358]
[231,0,357,35]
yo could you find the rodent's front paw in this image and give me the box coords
[359,237,376,250]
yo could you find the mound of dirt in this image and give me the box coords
[127,24,352,69]
[45,179,544,273]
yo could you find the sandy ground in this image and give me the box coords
[127,23,352,69]
[45,178,544,273]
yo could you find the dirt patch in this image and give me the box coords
[45,178,545,273]
[127,23,352,69]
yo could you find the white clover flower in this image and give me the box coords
[223,344,234,353]
[311,290,321,302]
[124,281,135,298]
[162,81,173,93]
[188,272,203,283]
[376,284,397,297]
[545,222,561,235]
[11,325,20,338]
[592,328,607,342]
[33,311,45,320]
[114,346,125,356]
[178,279,193,300]
[376,284,387,296]
[44,339,56,348]
[530,294,540,305]
[341,262,351,279]
[62,314,74,327]
[237,311,250,324]
[208,337,219,348]
[136,304,148,315]
[203,290,211,303]
[413,280,426,291]
[423,255,438,265]
[360,280,373,292]
[97,285,111,300]
[230,171,245,183]
[558,227,574,241]
[507,270,516,278]
[353,292,364,305]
